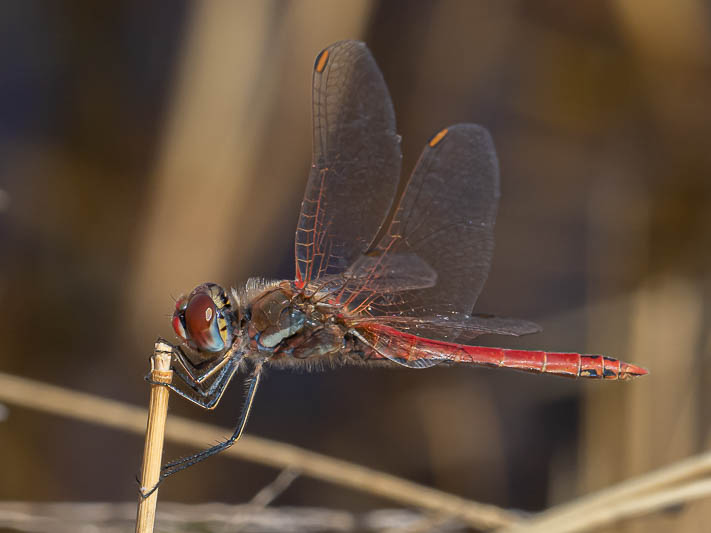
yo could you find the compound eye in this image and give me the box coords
[172,296,188,340]
[184,292,225,352]
[172,314,187,341]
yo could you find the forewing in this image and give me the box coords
[295,41,402,287]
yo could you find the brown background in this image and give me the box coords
[1,1,710,531]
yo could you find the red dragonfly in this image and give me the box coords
[148,40,647,488]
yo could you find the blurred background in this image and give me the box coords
[1,0,710,531]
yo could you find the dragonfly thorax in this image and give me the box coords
[246,287,307,352]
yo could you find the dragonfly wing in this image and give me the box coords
[366,124,500,316]
[295,41,402,287]
[354,323,447,368]
[344,253,436,292]
[351,313,541,344]
[302,252,437,312]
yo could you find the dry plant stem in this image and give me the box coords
[0,501,469,532]
[5,371,711,533]
[0,371,516,530]
[502,477,711,533]
[498,453,711,533]
[135,343,173,533]
[249,468,301,507]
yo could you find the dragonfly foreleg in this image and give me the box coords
[145,338,241,410]
[167,358,239,409]
[171,348,236,389]
[170,341,232,384]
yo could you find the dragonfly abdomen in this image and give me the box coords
[357,324,647,380]
[453,346,646,380]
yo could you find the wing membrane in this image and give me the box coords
[295,41,402,287]
[372,124,500,315]
[351,313,541,343]
[353,315,539,369]
[333,124,500,319]
[295,45,504,339]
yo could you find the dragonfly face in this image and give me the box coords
[172,283,237,354]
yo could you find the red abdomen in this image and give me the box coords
[356,324,647,380]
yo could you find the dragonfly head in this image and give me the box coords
[172,283,237,353]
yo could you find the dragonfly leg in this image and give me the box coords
[141,361,264,498]
[156,357,239,410]
[146,339,242,409]
[169,341,230,383]
[171,350,235,392]
[145,339,242,409]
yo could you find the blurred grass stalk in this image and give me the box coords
[0,371,517,530]
[500,450,711,533]
[0,502,459,532]
[4,367,711,532]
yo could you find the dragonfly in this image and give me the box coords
[147,40,647,490]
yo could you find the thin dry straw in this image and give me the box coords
[498,451,711,532]
[500,478,711,533]
[0,501,445,532]
[0,371,517,530]
[135,342,173,533]
[6,369,709,532]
